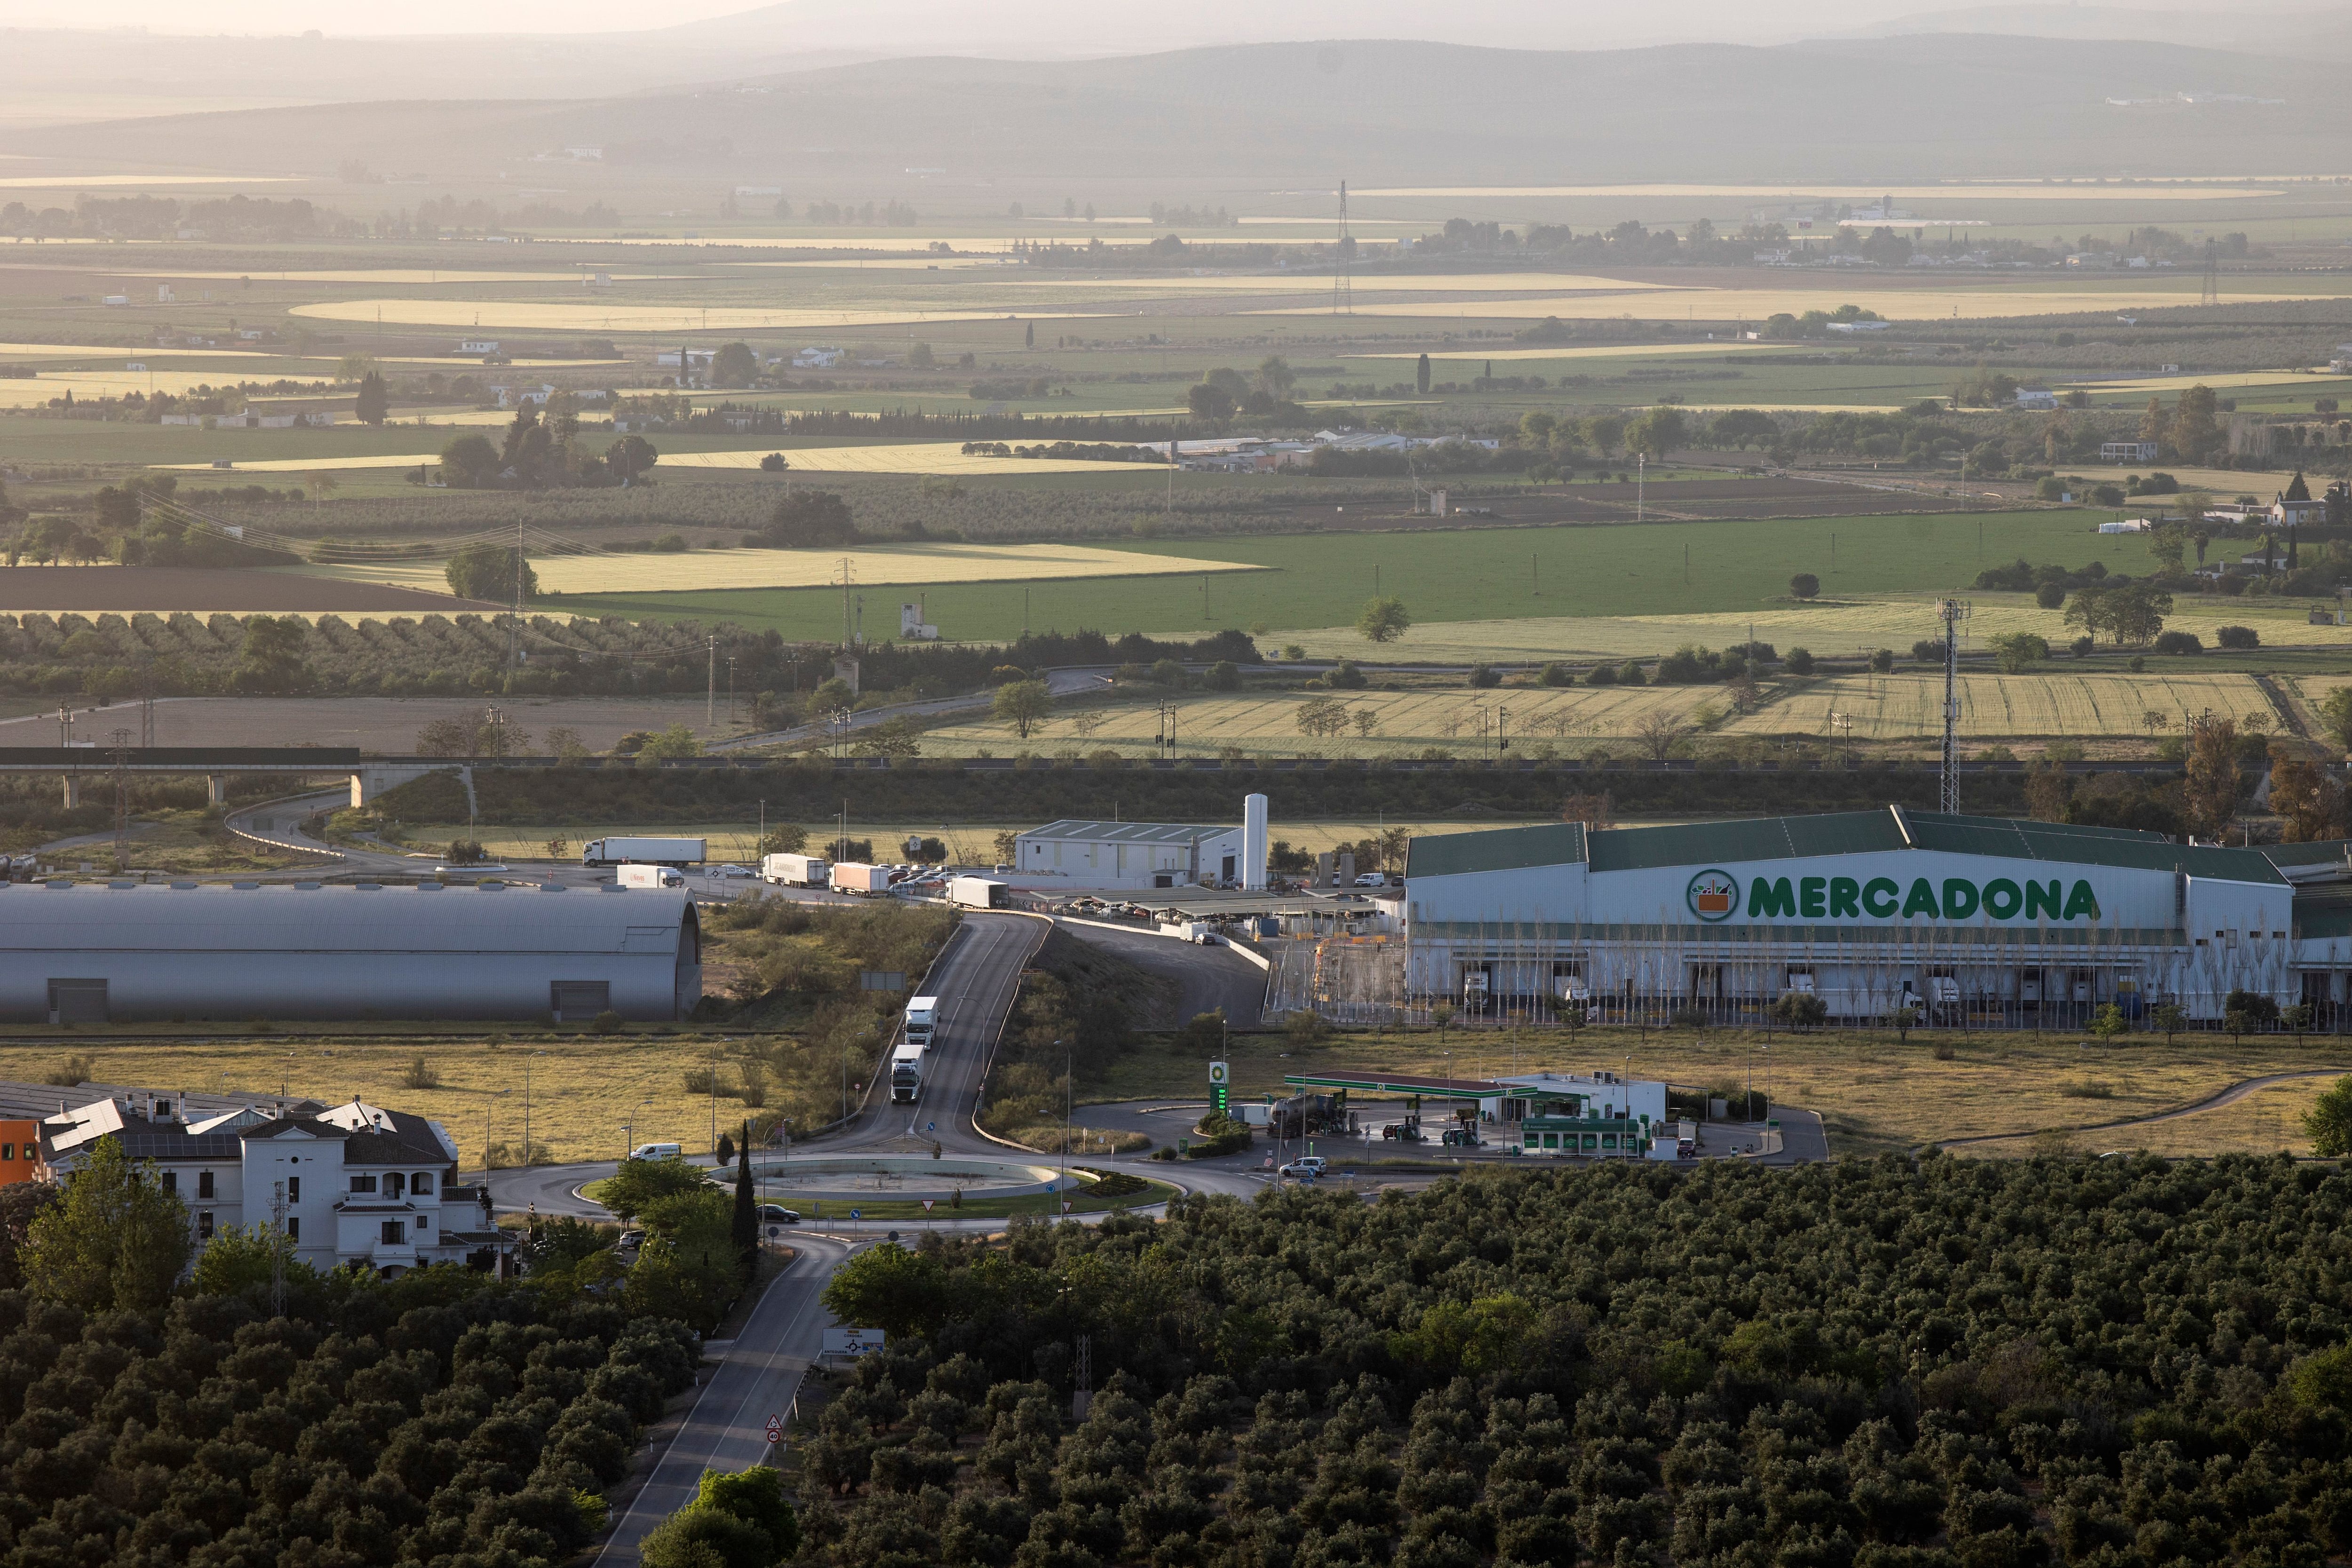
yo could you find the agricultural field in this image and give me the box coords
[0,1032,759,1166]
[303,539,1263,596]
[920,685,1715,757]
[168,440,1162,476]
[1272,590,2352,663]
[0,693,732,752]
[1729,670,2275,742]
[557,511,2161,644]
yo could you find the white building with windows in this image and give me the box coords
[21,1082,513,1278]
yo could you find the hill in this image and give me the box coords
[1,34,2343,187]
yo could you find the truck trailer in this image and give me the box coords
[830,862,892,895]
[583,836,706,868]
[948,876,1008,909]
[762,853,830,888]
[888,1043,922,1103]
[905,996,939,1049]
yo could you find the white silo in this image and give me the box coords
[1242,793,1269,890]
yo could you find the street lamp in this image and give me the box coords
[485,1089,509,1169]
[521,1051,544,1169]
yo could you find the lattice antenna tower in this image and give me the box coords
[2200,238,2220,307]
[1333,180,1353,316]
[1938,598,1971,813]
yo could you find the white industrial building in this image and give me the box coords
[0,880,701,1023]
[1403,808,2337,1026]
[19,1082,514,1278]
[1015,798,1269,891]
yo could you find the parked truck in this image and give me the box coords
[905,996,939,1050]
[582,836,706,868]
[888,1043,922,1104]
[830,862,892,895]
[947,876,1007,909]
[762,852,830,888]
[617,863,685,889]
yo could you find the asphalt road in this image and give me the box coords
[596,1233,860,1566]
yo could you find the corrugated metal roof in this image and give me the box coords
[2263,839,2352,868]
[1584,812,1907,872]
[1406,823,1586,878]
[1906,812,2282,882]
[0,881,694,954]
[1017,820,1235,845]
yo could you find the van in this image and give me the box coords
[626,1142,683,1162]
[618,864,685,889]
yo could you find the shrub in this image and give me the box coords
[1784,647,1815,675]
[1585,662,1618,686]
[593,1009,624,1035]
[2215,624,2260,649]
[1537,661,1572,686]
[1788,573,1820,599]
[1467,663,1501,689]
[2153,630,2203,654]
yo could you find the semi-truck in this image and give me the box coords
[762,852,830,887]
[617,863,685,889]
[582,836,706,868]
[888,1043,923,1103]
[905,996,939,1050]
[830,862,892,895]
[947,876,1008,909]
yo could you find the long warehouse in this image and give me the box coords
[0,880,702,1023]
[1403,807,2347,1027]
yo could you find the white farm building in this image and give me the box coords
[0,880,701,1024]
[1403,807,2340,1027]
[1012,820,1248,891]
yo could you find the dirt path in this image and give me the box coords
[1938,1065,2350,1146]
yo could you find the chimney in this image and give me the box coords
[1242,794,1269,891]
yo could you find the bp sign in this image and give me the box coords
[1687,868,2104,924]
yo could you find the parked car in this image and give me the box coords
[615,1229,644,1250]
[708,863,755,879]
[1278,1156,1327,1179]
[1382,1123,1426,1143]
[1440,1127,1482,1147]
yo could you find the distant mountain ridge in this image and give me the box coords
[3,33,2344,189]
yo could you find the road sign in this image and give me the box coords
[922,1198,935,1212]
[859,971,906,991]
[926,1121,935,1132]
[850,1208,861,1220]
[822,1327,885,1357]
[765,1415,782,1443]
[1061,1200,1073,1213]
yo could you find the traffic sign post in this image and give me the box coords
[765,1414,782,1445]
[1208,1059,1228,1118]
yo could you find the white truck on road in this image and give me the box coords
[617,863,685,889]
[762,852,830,887]
[583,836,706,868]
[830,862,892,895]
[888,1043,923,1103]
[905,996,939,1050]
[948,875,1008,909]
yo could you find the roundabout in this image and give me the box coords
[748,1154,1079,1203]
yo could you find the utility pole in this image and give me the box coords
[706,636,717,730]
[1333,179,1353,316]
[1938,597,1970,814]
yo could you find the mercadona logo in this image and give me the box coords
[1687,869,1740,922]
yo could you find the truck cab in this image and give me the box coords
[905,995,939,1050]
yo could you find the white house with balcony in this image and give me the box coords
[25,1083,513,1279]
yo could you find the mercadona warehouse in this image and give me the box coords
[1400,807,2352,1027]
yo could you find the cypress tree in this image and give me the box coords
[731,1121,757,1278]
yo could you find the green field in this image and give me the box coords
[556,511,2150,642]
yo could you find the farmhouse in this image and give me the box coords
[1400,809,2347,1027]
[12,1080,515,1278]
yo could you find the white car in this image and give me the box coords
[708,864,755,879]
[1278,1157,1327,1180]
[1352,873,1387,887]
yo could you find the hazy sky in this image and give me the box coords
[0,0,2286,44]
[0,0,2272,40]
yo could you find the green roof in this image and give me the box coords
[2262,839,2352,869]
[1407,809,2285,884]
[1406,822,1585,878]
[2295,884,2352,939]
